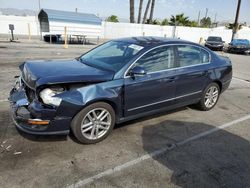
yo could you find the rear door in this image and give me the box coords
[124,46,177,117]
[174,45,211,103]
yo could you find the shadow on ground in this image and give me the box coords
[142,120,250,188]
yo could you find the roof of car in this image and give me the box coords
[113,36,195,47]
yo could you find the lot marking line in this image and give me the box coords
[68,114,250,188]
[0,99,8,103]
[0,70,19,73]
[233,77,250,84]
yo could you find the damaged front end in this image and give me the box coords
[9,76,71,135]
[9,59,118,136]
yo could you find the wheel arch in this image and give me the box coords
[71,98,120,125]
[213,80,222,92]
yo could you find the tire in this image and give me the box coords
[71,102,115,144]
[197,82,220,111]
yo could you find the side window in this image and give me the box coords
[133,46,175,73]
[177,45,210,67]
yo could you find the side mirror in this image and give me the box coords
[129,66,147,77]
[222,41,225,43]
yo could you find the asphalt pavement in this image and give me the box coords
[0,40,250,188]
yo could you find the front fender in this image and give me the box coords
[55,79,124,119]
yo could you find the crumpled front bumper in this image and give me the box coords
[9,78,71,135]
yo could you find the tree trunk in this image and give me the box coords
[130,0,135,23]
[137,0,144,23]
[149,0,155,23]
[142,0,151,24]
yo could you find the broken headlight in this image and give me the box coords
[39,88,64,106]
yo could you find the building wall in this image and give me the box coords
[102,22,250,43]
[48,21,102,38]
[0,15,250,43]
[0,15,40,36]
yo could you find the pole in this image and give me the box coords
[213,13,217,27]
[11,30,14,41]
[38,0,41,10]
[28,23,31,41]
[64,26,68,49]
[197,10,200,26]
[231,0,241,41]
[205,8,208,18]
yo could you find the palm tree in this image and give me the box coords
[129,0,135,23]
[148,0,155,23]
[106,15,119,23]
[137,0,143,23]
[161,18,169,26]
[170,13,190,26]
[200,17,212,28]
[142,0,151,24]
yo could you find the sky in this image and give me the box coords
[0,0,249,23]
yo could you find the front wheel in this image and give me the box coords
[197,83,220,111]
[71,102,115,144]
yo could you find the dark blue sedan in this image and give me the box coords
[9,37,232,144]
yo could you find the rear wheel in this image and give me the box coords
[71,102,115,144]
[197,82,220,111]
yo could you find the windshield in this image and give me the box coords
[207,37,222,42]
[80,41,143,72]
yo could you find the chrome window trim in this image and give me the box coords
[124,43,211,78]
[127,90,202,112]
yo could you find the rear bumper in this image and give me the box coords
[9,85,71,135]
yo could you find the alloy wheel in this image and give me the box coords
[204,86,219,108]
[80,108,112,140]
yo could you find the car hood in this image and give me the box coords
[20,59,114,89]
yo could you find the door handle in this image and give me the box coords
[162,77,176,82]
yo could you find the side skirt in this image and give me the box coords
[117,98,200,124]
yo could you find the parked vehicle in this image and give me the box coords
[9,37,232,144]
[227,39,250,55]
[205,36,224,51]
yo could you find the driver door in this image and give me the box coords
[124,46,177,117]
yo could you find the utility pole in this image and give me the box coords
[231,0,241,41]
[205,8,208,18]
[38,0,41,10]
[213,13,217,27]
[197,10,201,26]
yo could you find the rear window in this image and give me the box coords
[207,37,222,42]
